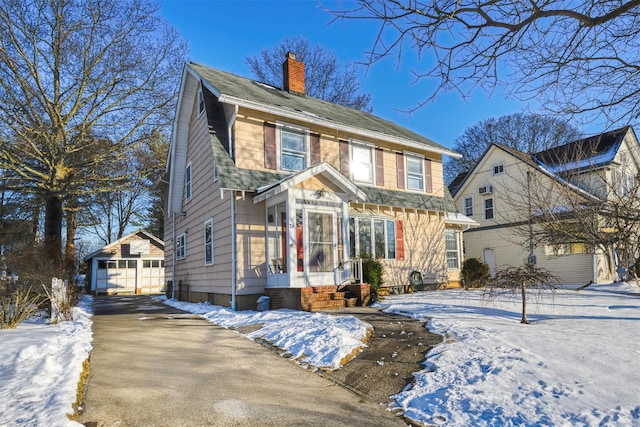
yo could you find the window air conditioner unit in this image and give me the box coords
[479,185,493,195]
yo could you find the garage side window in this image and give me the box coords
[176,233,186,260]
[204,219,214,265]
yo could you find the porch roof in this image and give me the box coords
[357,186,458,213]
[253,162,367,204]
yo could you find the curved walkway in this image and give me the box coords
[79,295,406,427]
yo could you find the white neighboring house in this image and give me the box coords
[451,126,640,285]
[85,230,165,295]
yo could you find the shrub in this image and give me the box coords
[461,258,490,289]
[0,280,47,329]
[361,254,384,302]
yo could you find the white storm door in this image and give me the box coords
[305,210,337,284]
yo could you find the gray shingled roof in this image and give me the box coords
[190,62,456,155]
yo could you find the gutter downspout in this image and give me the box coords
[231,192,237,310]
[172,212,176,300]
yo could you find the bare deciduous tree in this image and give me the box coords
[246,36,373,112]
[0,0,187,277]
[333,1,640,123]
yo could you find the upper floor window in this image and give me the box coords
[406,154,424,191]
[484,197,494,220]
[280,127,307,171]
[176,233,186,260]
[204,219,214,265]
[351,142,374,184]
[197,89,205,115]
[492,162,505,176]
[615,168,635,197]
[463,196,473,216]
[185,162,192,201]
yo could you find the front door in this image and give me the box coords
[305,210,337,284]
[483,248,496,277]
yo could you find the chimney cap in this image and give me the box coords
[286,51,296,60]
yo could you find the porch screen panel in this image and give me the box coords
[374,220,385,258]
[358,219,372,257]
[267,203,287,274]
[308,212,334,272]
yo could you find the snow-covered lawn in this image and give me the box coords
[2,283,639,426]
[0,296,92,427]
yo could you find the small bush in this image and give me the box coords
[0,280,47,329]
[361,254,384,302]
[461,258,490,289]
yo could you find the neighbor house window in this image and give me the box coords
[445,230,460,269]
[185,162,192,201]
[280,127,307,171]
[351,142,374,184]
[406,154,424,191]
[197,89,205,115]
[176,233,186,260]
[484,197,494,220]
[463,196,473,216]
[349,217,397,259]
[204,219,214,265]
[492,162,505,176]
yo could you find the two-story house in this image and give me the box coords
[164,53,471,311]
[451,126,640,285]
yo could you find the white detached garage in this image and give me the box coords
[85,230,165,295]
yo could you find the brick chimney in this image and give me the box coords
[283,52,305,95]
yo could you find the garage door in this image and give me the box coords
[96,259,137,294]
[140,259,164,294]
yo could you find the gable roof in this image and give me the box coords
[84,229,163,261]
[534,126,631,173]
[188,62,460,159]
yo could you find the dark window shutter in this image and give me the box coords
[264,122,276,170]
[396,153,405,189]
[310,133,321,166]
[375,148,384,186]
[396,220,404,261]
[425,159,432,193]
[339,140,350,176]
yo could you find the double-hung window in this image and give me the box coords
[197,89,205,115]
[351,142,374,184]
[185,162,192,201]
[176,233,186,260]
[463,196,473,216]
[406,154,424,191]
[484,197,494,220]
[280,127,307,171]
[445,230,460,269]
[204,219,214,265]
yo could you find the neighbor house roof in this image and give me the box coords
[83,230,163,261]
[534,126,631,173]
[188,62,461,159]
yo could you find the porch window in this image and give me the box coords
[281,128,306,171]
[308,212,334,272]
[267,202,287,273]
[351,142,374,184]
[350,217,397,259]
[445,230,459,269]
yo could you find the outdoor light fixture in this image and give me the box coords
[313,188,325,199]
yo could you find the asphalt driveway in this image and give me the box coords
[79,295,407,426]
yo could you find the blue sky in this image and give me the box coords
[157,0,535,151]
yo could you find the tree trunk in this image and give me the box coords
[520,280,529,324]
[44,193,63,268]
[65,209,77,285]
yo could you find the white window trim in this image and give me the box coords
[445,230,460,270]
[483,197,495,220]
[176,233,186,260]
[276,122,309,172]
[350,140,375,185]
[463,195,474,216]
[492,162,505,176]
[197,88,205,116]
[350,216,397,260]
[185,162,192,202]
[405,151,425,193]
[204,219,214,266]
